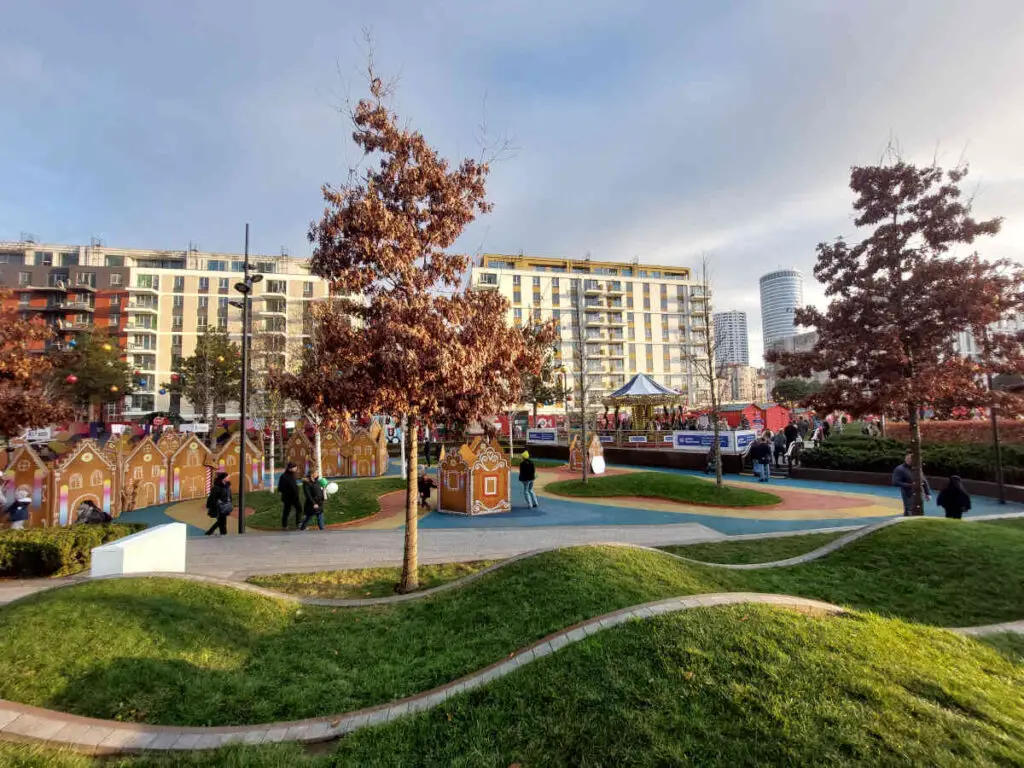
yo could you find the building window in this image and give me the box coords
[173,276,185,292]
[479,273,498,286]
[37,251,53,266]
[108,313,121,328]
[18,272,30,287]
[231,261,245,272]
[208,260,227,271]
[532,276,541,287]
[137,274,159,289]
[105,255,124,267]
[91,470,103,486]
[172,295,184,308]
[172,314,183,330]
[218,278,229,294]
[303,282,314,297]
[513,308,522,326]
[61,252,79,266]
[109,273,123,287]
[69,473,83,490]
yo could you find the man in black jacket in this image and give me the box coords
[749,438,773,483]
[783,421,799,446]
[300,472,327,531]
[277,463,302,529]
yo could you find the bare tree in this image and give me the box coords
[692,256,728,486]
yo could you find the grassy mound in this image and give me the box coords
[0,520,1021,727]
[3,608,1022,767]
[662,530,846,564]
[245,477,405,529]
[247,560,497,599]
[546,471,781,507]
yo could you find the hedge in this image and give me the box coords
[800,439,1024,485]
[885,420,1024,445]
[0,524,146,578]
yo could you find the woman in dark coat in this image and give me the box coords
[205,472,232,536]
[300,472,327,531]
[936,475,971,520]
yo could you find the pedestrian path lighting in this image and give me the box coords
[231,223,263,534]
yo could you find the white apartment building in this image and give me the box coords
[0,240,331,418]
[470,254,714,410]
[712,310,749,366]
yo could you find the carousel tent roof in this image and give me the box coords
[608,373,679,399]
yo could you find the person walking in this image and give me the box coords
[936,475,971,520]
[749,437,773,483]
[519,451,538,509]
[822,420,831,440]
[5,489,31,530]
[784,421,799,446]
[772,430,788,466]
[277,462,302,530]
[300,472,326,531]
[205,472,232,536]
[892,453,931,516]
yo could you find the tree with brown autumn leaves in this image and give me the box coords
[0,291,72,440]
[307,72,547,591]
[767,160,1024,514]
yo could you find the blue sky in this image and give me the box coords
[3,1,1023,362]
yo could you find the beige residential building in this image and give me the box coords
[0,240,331,418]
[470,254,714,410]
[721,364,768,404]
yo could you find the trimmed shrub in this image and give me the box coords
[0,524,146,578]
[886,420,1024,445]
[800,439,1024,484]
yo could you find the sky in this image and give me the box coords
[3,1,1024,364]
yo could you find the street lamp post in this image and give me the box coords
[230,223,264,534]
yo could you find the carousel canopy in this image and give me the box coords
[604,373,682,405]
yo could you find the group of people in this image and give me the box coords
[892,453,972,519]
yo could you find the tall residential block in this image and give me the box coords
[0,240,331,419]
[712,310,749,366]
[759,268,804,351]
[470,254,713,409]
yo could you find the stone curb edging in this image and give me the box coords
[0,592,845,755]
[3,511,1022,609]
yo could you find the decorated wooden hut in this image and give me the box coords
[50,439,117,526]
[320,430,346,477]
[438,437,511,515]
[216,432,265,492]
[167,434,215,502]
[121,436,168,509]
[343,425,388,478]
[602,372,684,431]
[155,429,184,457]
[285,431,317,476]
[2,443,50,528]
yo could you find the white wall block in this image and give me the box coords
[91,523,187,577]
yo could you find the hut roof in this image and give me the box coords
[719,403,756,412]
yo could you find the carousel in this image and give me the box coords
[603,373,685,431]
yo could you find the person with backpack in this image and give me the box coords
[205,472,232,536]
[519,451,538,508]
[749,437,773,483]
[5,489,31,530]
[936,475,971,519]
[300,471,327,531]
[277,462,302,530]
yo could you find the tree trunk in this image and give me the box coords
[907,401,925,516]
[400,417,419,592]
[268,426,276,487]
[313,420,323,479]
[400,415,407,480]
[532,401,538,428]
[508,409,515,459]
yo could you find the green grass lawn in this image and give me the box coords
[2,607,1022,767]
[245,477,406,529]
[246,560,497,599]
[546,470,781,507]
[661,530,846,564]
[0,519,1021,729]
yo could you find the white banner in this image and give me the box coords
[671,430,758,455]
[180,423,211,434]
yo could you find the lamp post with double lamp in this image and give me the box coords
[229,224,263,534]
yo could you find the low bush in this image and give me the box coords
[0,524,145,578]
[800,439,1024,484]
[886,420,1024,445]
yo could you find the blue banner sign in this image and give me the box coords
[672,430,758,454]
[599,435,615,443]
[628,435,648,444]
[526,429,559,444]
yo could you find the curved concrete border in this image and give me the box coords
[3,512,1022,609]
[0,593,844,754]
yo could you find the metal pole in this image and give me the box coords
[237,223,250,534]
[982,327,1006,504]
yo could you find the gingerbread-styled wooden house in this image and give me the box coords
[2,444,50,527]
[343,426,387,477]
[50,439,117,526]
[122,436,168,509]
[320,430,346,477]
[285,431,317,476]
[438,437,511,516]
[155,429,184,457]
[168,434,214,503]
[216,433,265,492]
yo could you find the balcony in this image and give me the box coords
[127,302,159,314]
[606,349,626,359]
[129,284,159,295]
[606,284,625,296]
[261,285,288,298]
[128,342,157,352]
[583,281,602,295]
[584,314,605,327]
[57,320,94,332]
[69,283,97,293]
[258,307,288,317]
[125,324,157,334]
[475,278,499,291]
[605,316,626,327]
[30,282,68,293]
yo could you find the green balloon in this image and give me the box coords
[319,478,329,488]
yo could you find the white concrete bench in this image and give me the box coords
[90,523,187,577]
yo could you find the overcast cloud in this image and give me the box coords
[2,0,1022,363]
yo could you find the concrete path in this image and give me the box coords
[184,522,724,579]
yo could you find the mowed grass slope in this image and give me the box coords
[546,471,782,507]
[0,520,1021,728]
[3,608,1023,767]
